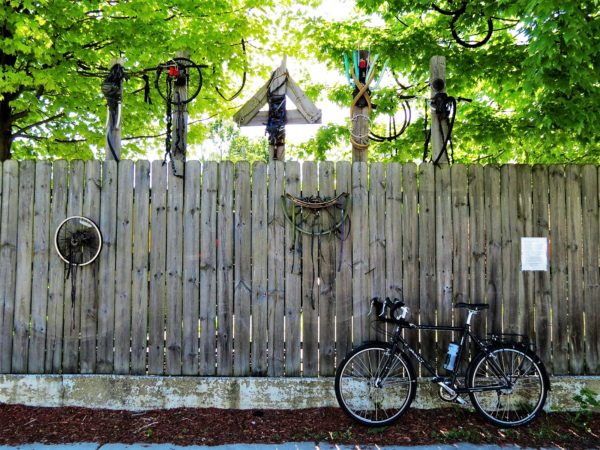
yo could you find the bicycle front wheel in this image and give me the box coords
[335,342,416,426]
[467,345,548,427]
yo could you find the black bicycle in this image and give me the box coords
[335,297,549,428]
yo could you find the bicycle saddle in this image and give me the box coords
[455,302,489,311]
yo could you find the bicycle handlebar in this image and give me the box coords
[370,297,409,321]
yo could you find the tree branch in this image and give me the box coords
[122,114,221,141]
[82,40,114,51]
[55,138,87,143]
[13,133,87,144]
[12,112,65,137]
[472,148,507,163]
[122,132,167,141]
[11,109,30,121]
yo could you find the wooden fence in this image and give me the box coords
[0,160,599,377]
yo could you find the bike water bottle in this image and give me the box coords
[443,342,459,371]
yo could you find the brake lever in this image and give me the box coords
[368,300,374,317]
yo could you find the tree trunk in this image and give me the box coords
[1,25,15,161]
[0,98,12,161]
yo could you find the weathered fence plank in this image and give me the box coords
[234,162,252,376]
[548,166,569,374]
[468,166,485,307]
[0,161,18,373]
[46,161,67,373]
[402,164,419,350]
[581,165,600,374]
[217,161,234,376]
[385,163,402,304]
[352,162,370,346]
[566,166,584,374]
[97,161,118,373]
[468,165,486,342]
[200,162,218,375]
[318,161,336,375]
[131,160,150,375]
[452,164,469,364]
[267,161,285,376]
[334,161,352,361]
[284,162,302,376]
[418,164,436,359]
[166,162,184,375]
[302,162,319,376]
[182,161,201,375]
[517,166,533,334]
[383,163,402,346]
[369,163,386,343]
[452,165,469,305]
[63,161,84,373]
[484,166,503,335]
[501,165,518,335]
[148,161,167,375]
[585,167,600,374]
[532,166,552,368]
[251,162,268,375]
[79,160,101,374]
[12,161,35,373]
[436,164,453,360]
[114,160,134,374]
[28,162,51,373]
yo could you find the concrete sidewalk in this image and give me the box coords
[0,443,563,450]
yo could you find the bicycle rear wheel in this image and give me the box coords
[335,342,416,426]
[467,345,548,427]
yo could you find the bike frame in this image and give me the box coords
[379,309,512,397]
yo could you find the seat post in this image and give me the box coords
[466,309,479,326]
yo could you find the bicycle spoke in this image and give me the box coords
[468,346,547,427]
[336,344,415,426]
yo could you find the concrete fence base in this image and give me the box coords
[1,375,598,412]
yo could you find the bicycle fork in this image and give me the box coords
[374,346,398,388]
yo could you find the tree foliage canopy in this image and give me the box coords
[301,0,600,163]
[0,0,294,160]
[2,0,599,163]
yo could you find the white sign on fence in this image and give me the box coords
[521,237,549,271]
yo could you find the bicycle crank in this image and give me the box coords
[437,381,467,405]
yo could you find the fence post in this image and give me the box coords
[172,51,189,162]
[430,55,449,164]
[270,57,287,161]
[351,50,371,163]
[103,59,124,161]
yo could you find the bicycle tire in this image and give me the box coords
[431,1,466,16]
[155,57,203,105]
[335,342,416,426]
[466,344,548,427]
[450,12,494,48]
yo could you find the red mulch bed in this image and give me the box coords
[0,405,598,448]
